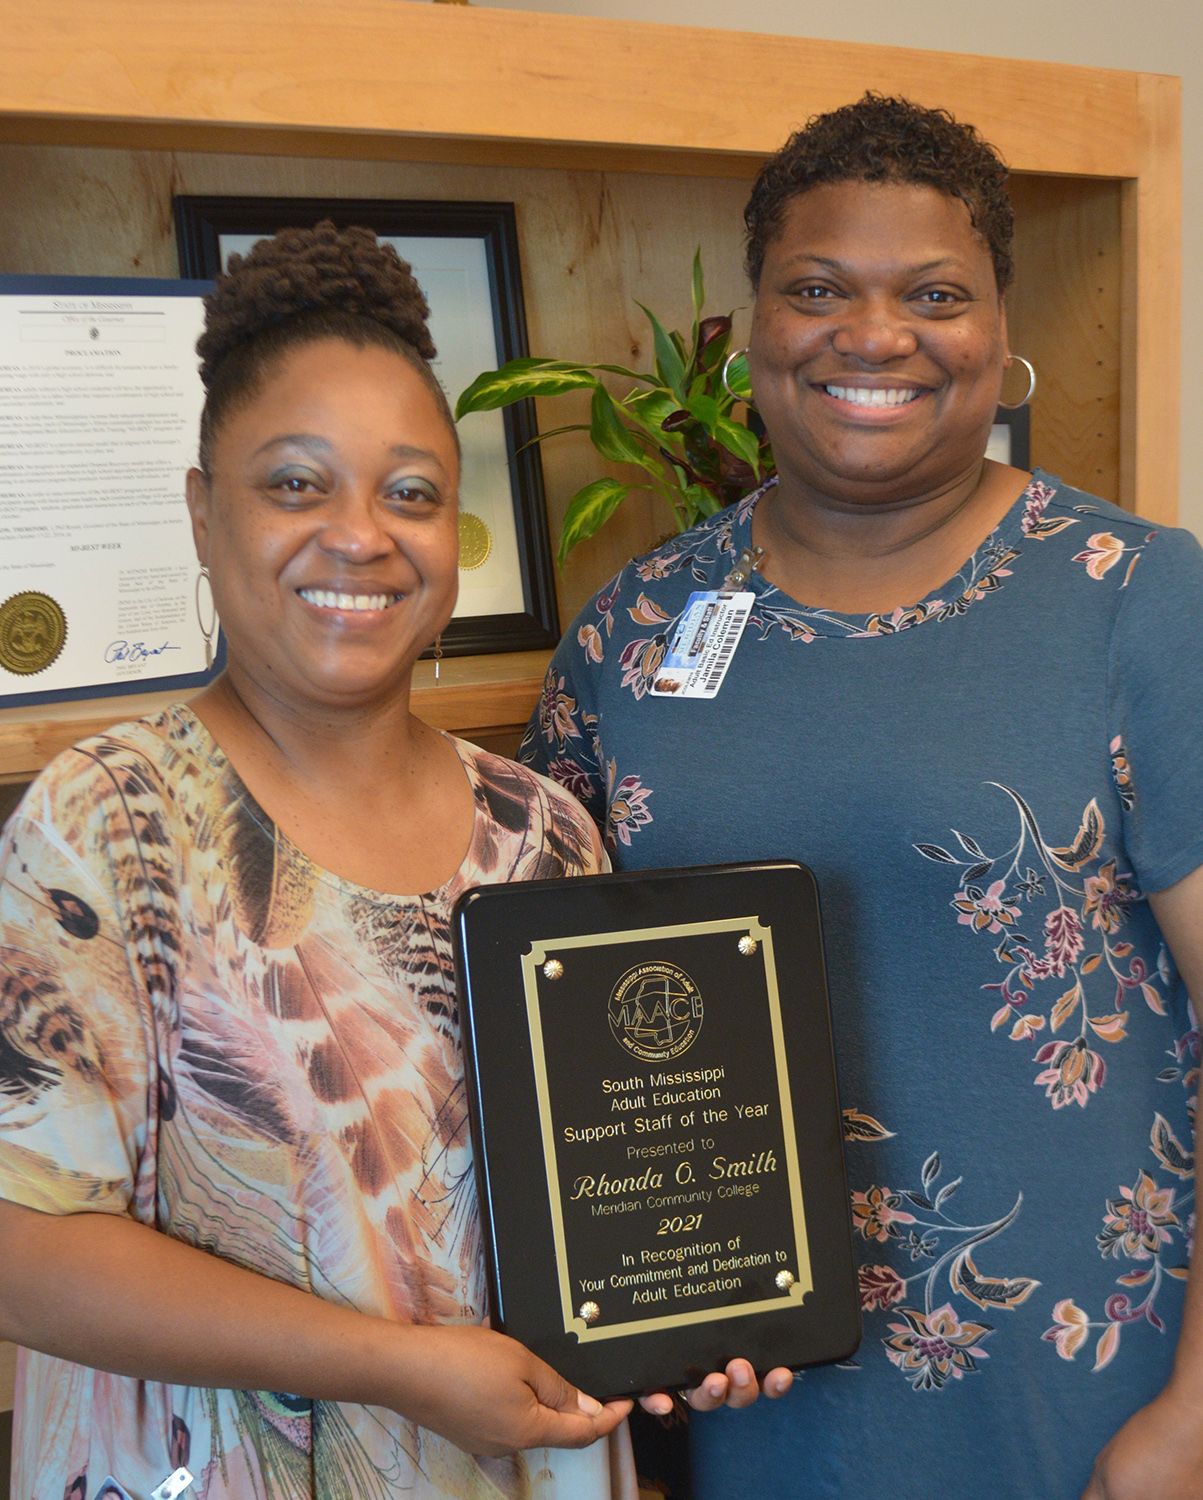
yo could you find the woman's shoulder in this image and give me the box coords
[1022,470,1203,588]
[452,737,606,875]
[1032,471,1200,549]
[6,703,205,836]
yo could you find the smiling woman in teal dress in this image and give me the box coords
[522,96,1203,1499]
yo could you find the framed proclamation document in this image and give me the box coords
[0,275,223,708]
[452,861,860,1397]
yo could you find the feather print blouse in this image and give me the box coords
[0,705,620,1500]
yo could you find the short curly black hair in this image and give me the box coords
[744,93,1014,294]
[196,219,455,472]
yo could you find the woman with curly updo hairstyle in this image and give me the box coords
[523,95,1203,1500]
[196,220,455,472]
[0,221,652,1496]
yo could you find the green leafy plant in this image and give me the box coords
[454,251,774,563]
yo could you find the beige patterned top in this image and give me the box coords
[0,705,625,1500]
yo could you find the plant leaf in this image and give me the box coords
[589,385,652,467]
[711,413,763,471]
[557,478,630,563]
[592,361,656,382]
[637,302,687,401]
[456,360,598,416]
[681,482,723,523]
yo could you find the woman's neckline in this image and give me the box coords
[169,702,483,907]
[724,469,1056,639]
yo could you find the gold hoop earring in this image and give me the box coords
[999,354,1036,410]
[432,633,443,683]
[195,565,217,671]
[721,347,755,407]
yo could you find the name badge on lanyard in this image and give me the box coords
[650,545,763,700]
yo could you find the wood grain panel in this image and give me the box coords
[0,651,551,785]
[1119,73,1181,522]
[1009,175,1122,503]
[0,2,1149,179]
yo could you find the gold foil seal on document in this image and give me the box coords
[457,512,493,571]
[0,591,68,675]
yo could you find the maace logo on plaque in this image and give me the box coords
[607,960,703,1062]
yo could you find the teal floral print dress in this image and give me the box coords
[520,472,1203,1497]
[0,707,629,1500]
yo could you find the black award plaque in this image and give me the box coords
[452,861,860,1397]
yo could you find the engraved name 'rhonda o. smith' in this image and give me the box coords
[569,1152,780,1200]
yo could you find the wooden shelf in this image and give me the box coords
[0,651,550,785]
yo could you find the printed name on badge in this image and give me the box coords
[650,590,753,700]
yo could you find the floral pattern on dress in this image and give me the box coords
[916,786,1170,1108]
[843,1129,1037,1392]
[1043,1109,1194,1372]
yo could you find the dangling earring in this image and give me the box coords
[721,347,755,407]
[195,565,217,671]
[999,354,1037,410]
[432,633,443,683]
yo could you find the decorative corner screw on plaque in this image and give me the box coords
[578,1300,601,1323]
[775,1270,795,1291]
[738,934,758,956]
[543,958,565,980]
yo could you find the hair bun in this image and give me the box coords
[197,219,436,390]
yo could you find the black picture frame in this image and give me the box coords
[174,195,558,657]
[987,404,1031,469]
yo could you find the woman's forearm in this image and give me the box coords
[0,1199,630,1457]
[0,1199,398,1403]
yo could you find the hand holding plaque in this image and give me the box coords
[453,861,860,1398]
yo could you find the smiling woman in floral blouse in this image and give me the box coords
[0,223,639,1500]
[522,96,1203,1499]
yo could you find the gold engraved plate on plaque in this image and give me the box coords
[457,512,493,571]
[0,591,68,675]
[521,915,813,1348]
